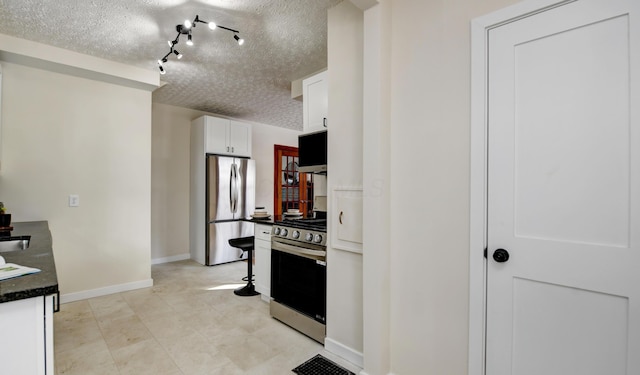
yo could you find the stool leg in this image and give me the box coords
[234,249,259,297]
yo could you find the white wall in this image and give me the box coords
[326,0,365,366]
[151,103,299,262]
[361,2,391,375]
[0,61,153,298]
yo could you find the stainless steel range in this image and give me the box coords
[270,218,327,343]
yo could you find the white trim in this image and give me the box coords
[468,1,574,375]
[151,253,190,265]
[324,336,364,369]
[469,14,489,375]
[60,278,153,304]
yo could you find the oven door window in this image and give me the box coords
[271,249,326,323]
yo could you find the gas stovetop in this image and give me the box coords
[274,218,327,232]
[272,218,327,246]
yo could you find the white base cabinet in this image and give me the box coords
[0,295,55,374]
[254,223,271,300]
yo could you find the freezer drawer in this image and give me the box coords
[206,220,254,266]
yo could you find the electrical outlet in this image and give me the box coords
[69,194,80,207]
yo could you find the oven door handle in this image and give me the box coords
[272,241,326,260]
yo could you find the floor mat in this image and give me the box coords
[292,354,355,375]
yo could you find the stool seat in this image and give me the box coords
[228,236,259,297]
[228,236,254,252]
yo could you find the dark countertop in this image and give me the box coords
[242,216,279,225]
[0,221,58,303]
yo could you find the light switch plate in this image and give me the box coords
[69,194,80,207]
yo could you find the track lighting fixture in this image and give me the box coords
[157,14,244,75]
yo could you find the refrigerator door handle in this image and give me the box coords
[228,165,232,212]
[230,163,238,213]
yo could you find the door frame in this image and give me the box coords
[468,1,574,374]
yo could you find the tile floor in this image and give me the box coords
[54,259,361,375]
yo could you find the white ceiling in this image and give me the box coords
[0,0,342,130]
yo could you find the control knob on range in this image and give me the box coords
[281,228,288,237]
[292,230,300,239]
[273,227,281,235]
[313,234,323,243]
[305,233,313,242]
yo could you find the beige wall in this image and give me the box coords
[0,61,152,298]
[151,103,299,262]
[381,0,519,374]
[151,103,196,262]
[251,120,301,211]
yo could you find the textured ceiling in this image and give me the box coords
[0,0,342,130]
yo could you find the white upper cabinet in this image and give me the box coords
[204,116,229,154]
[227,120,252,157]
[302,70,328,133]
[197,115,252,157]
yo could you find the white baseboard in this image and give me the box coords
[60,278,154,304]
[324,337,364,369]
[151,253,190,265]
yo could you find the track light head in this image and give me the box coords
[159,15,242,69]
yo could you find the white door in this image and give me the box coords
[486,0,640,374]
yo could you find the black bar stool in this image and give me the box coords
[228,236,259,296]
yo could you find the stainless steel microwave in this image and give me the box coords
[298,130,327,173]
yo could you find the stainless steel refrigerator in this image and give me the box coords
[204,155,255,265]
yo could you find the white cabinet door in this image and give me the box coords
[254,223,271,298]
[44,295,54,375]
[303,71,328,133]
[331,188,363,253]
[204,116,230,154]
[203,116,252,157]
[228,120,252,157]
[0,296,51,375]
